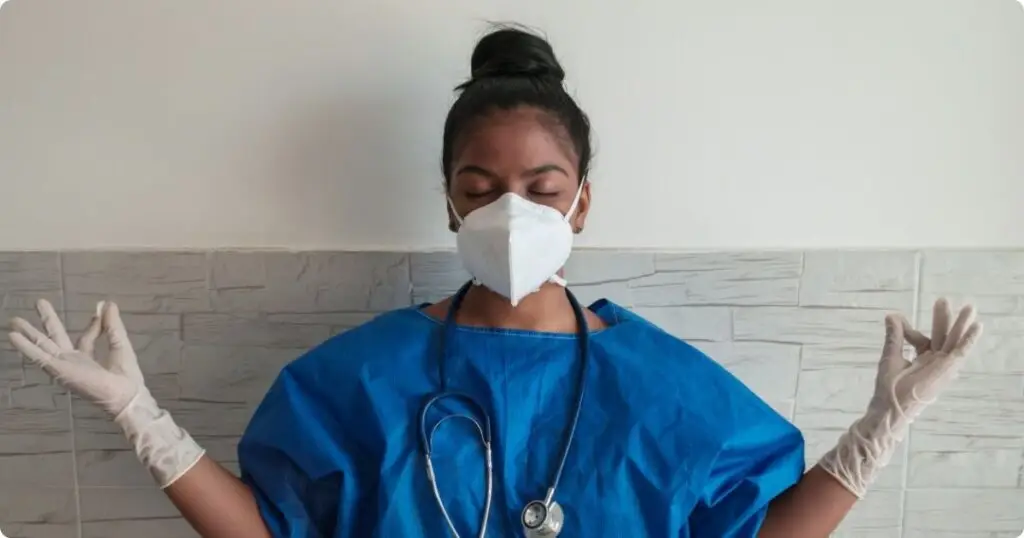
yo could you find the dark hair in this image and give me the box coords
[441,26,592,185]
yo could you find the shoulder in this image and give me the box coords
[591,301,798,442]
[242,305,434,431]
[240,307,438,477]
[591,300,722,375]
[283,306,436,383]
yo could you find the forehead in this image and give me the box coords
[453,107,578,173]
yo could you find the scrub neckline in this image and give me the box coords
[411,297,627,340]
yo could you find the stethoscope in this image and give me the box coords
[418,281,591,538]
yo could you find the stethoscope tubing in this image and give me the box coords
[418,281,591,538]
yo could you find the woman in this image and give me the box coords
[8,27,982,538]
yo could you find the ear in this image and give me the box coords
[447,209,458,232]
[570,181,591,234]
[446,194,459,233]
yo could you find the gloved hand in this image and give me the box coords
[818,298,983,498]
[8,299,205,488]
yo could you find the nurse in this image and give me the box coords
[8,27,982,538]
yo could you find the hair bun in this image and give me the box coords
[467,27,566,85]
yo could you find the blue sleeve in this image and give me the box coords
[237,368,345,538]
[687,404,805,537]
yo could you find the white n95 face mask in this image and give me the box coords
[450,181,585,307]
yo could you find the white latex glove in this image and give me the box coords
[8,299,204,488]
[818,298,983,498]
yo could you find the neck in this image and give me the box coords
[457,282,578,333]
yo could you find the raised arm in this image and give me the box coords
[8,300,271,538]
[759,299,982,537]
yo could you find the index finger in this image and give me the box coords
[77,302,104,355]
[101,302,131,350]
[901,318,931,355]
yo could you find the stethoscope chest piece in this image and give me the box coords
[521,500,564,537]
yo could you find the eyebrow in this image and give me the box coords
[455,165,497,178]
[525,164,569,177]
[454,164,569,178]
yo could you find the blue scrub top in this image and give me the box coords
[238,299,805,538]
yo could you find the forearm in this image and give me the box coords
[164,455,271,538]
[758,465,857,538]
[756,382,904,537]
[756,398,893,537]
[118,395,270,537]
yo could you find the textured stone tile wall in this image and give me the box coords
[0,250,1022,537]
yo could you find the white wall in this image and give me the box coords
[1,0,1022,250]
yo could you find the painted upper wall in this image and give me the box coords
[1,0,1022,250]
